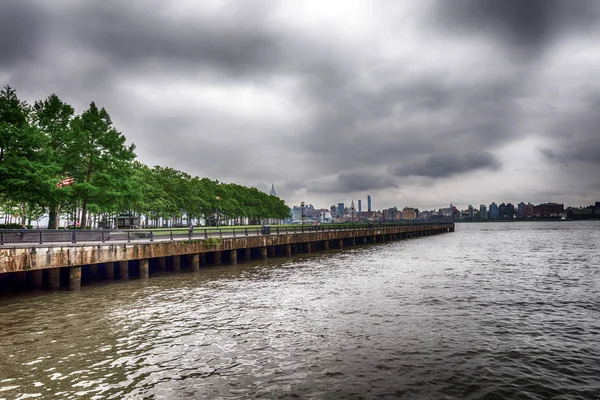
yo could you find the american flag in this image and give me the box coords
[57,175,75,188]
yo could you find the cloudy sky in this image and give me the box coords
[2,0,599,210]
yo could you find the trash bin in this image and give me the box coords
[261,225,271,235]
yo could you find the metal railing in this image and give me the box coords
[0,222,454,246]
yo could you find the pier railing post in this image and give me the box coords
[150,231,154,242]
[102,230,105,243]
[205,229,208,238]
[39,231,43,244]
[72,230,76,244]
[127,231,131,242]
[170,230,173,241]
[245,228,248,236]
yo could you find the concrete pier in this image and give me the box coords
[105,262,115,279]
[140,259,149,279]
[48,268,60,289]
[119,261,129,279]
[69,266,81,290]
[191,254,200,271]
[173,255,181,272]
[31,270,43,288]
[157,257,166,272]
[0,223,454,295]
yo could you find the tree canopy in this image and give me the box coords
[0,85,289,227]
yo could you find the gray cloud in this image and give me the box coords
[392,152,502,178]
[308,173,397,194]
[0,1,44,68]
[2,0,600,209]
[428,0,600,59]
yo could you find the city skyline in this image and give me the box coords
[2,1,600,210]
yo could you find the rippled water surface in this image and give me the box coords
[1,221,599,399]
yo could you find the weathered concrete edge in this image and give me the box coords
[0,224,453,273]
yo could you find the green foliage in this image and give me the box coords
[203,237,222,247]
[0,85,290,227]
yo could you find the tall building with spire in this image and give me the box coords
[270,183,276,196]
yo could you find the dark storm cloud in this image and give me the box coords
[428,0,600,58]
[309,173,397,194]
[66,1,284,77]
[392,152,501,178]
[0,0,45,68]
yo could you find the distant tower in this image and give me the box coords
[270,182,276,196]
[367,195,372,212]
[358,199,362,213]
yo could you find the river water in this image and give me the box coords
[1,221,599,399]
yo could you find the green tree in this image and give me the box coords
[32,94,75,228]
[66,102,136,227]
[0,85,57,225]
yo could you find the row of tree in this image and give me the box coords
[0,85,290,228]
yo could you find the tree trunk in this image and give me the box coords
[80,198,88,229]
[48,201,58,229]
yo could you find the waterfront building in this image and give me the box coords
[330,205,337,216]
[489,202,499,219]
[468,205,474,219]
[337,203,344,216]
[358,199,362,213]
[367,195,372,212]
[480,205,487,220]
[517,202,526,218]
[533,203,564,217]
[402,207,418,220]
[526,203,535,216]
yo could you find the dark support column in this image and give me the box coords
[119,261,129,279]
[372,235,377,244]
[306,242,312,254]
[363,236,368,244]
[48,268,60,289]
[268,246,275,257]
[105,262,115,279]
[339,239,343,249]
[200,253,206,266]
[229,250,237,265]
[292,243,298,254]
[157,257,166,272]
[88,264,98,280]
[140,259,149,279]
[260,247,268,260]
[191,254,200,271]
[173,255,181,271]
[351,238,356,246]
[69,266,81,291]
[214,251,222,265]
[16,272,26,286]
[285,244,292,257]
[324,240,330,251]
[32,269,43,288]
[245,248,251,261]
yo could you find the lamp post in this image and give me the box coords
[351,205,355,223]
[300,201,305,225]
[215,196,221,227]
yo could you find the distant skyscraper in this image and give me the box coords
[337,203,344,216]
[480,204,487,220]
[468,205,474,219]
[367,195,372,212]
[269,183,276,196]
[489,202,499,220]
[358,199,362,213]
